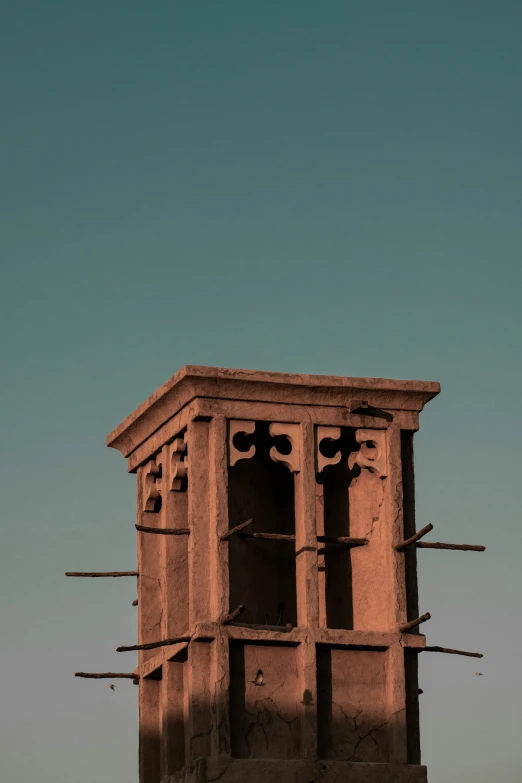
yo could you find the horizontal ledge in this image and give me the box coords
[75,672,137,679]
[65,571,138,577]
[416,542,486,552]
[135,524,190,535]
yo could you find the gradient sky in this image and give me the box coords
[1,2,521,781]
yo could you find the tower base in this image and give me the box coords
[165,758,428,782]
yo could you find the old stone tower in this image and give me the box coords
[106,365,441,782]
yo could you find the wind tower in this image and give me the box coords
[71,365,485,783]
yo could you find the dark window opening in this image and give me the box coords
[228,421,297,627]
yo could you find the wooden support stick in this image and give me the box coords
[132,599,138,606]
[220,518,254,541]
[317,536,368,546]
[422,646,483,658]
[135,524,190,536]
[222,604,246,624]
[318,538,367,554]
[75,672,138,679]
[416,542,485,552]
[395,523,434,551]
[239,532,295,542]
[400,612,431,633]
[116,635,190,653]
[229,622,293,633]
[65,571,138,577]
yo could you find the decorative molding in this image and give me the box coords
[316,426,341,473]
[348,429,387,478]
[142,458,161,511]
[169,436,187,491]
[269,422,301,473]
[141,434,188,509]
[228,420,256,466]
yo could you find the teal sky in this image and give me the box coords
[1,2,521,781]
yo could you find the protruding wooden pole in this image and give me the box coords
[416,542,485,552]
[238,532,295,542]
[222,604,246,624]
[395,523,434,551]
[75,672,138,679]
[135,524,190,536]
[317,536,368,546]
[422,646,483,658]
[220,518,254,541]
[317,538,367,555]
[65,571,138,577]
[229,622,293,633]
[116,635,191,653]
[400,612,431,633]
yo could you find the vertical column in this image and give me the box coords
[160,661,186,777]
[186,419,211,627]
[315,482,327,628]
[139,679,161,783]
[385,425,408,763]
[155,438,189,779]
[349,427,394,630]
[208,416,231,759]
[386,642,408,764]
[209,416,229,620]
[386,424,408,629]
[136,463,162,783]
[184,419,213,769]
[184,641,212,763]
[294,421,319,759]
[137,460,164,661]
[162,438,189,639]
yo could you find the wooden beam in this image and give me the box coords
[135,524,190,535]
[65,571,138,577]
[238,532,295,542]
[229,622,293,633]
[317,536,368,546]
[75,672,137,679]
[395,523,434,551]
[317,538,367,554]
[400,612,431,633]
[417,542,485,552]
[222,604,246,624]
[422,646,483,658]
[116,635,191,653]
[220,518,254,541]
